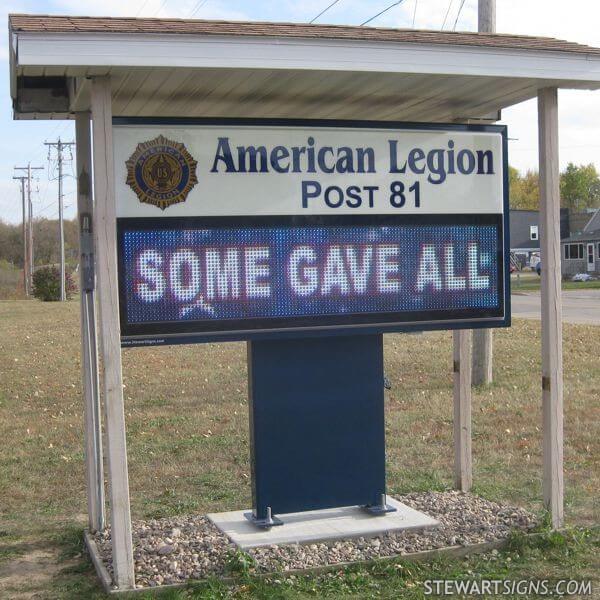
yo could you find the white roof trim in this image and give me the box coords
[13,32,600,88]
[9,32,17,100]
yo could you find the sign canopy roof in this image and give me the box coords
[9,14,600,121]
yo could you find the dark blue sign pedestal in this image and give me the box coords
[247,334,394,528]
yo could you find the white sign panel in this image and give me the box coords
[113,122,505,218]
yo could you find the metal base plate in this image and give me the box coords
[208,497,438,549]
[363,503,398,516]
[243,511,284,529]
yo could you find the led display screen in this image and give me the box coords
[118,215,505,344]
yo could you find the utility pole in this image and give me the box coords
[14,163,43,292]
[478,0,495,32]
[472,0,496,386]
[45,138,75,301]
[13,175,29,295]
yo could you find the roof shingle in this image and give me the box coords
[9,14,600,56]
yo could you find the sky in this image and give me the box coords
[0,0,599,224]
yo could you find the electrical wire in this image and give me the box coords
[360,0,407,26]
[46,143,76,181]
[25,121,69,167]
[38,204,72,220]
[46,153,58,182]
[441,0,454,29]
[36,192,75,218]
[310,0,342,24]
[189,0,209,18]
[152,0,169,18]
[135,0,153,16]
[452,0,467,30]
[35,177,51,212]
[511,143,600,151]
[35,199,58,217]
[412,0,418,27]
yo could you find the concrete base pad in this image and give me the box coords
[207,497,438,549]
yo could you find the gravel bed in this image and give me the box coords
[93,491,538,589]
[94,515,236,588]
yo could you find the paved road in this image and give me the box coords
[511,289,600,325]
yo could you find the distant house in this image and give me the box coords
[567,210,596,237]
[509,210,541,254]
[509,209,569,269]
[509,208,600,275]
[561,209,600,277]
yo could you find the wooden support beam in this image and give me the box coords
[75,112,105,533]
[472,330,493,386]
[70,77,91,113]
[471,0,496,387]
[538,87,564,529]
[453,329,472,492]
[91,76,136,589]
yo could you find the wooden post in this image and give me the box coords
[538,87,564,529]
[472,331,493,386]
[453,329,472,491]
[472,0,496,387]
[76,112,105,533]
[58,140,66,301]
[91,76,136,589]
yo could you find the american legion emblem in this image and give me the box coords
[125,135,198,210]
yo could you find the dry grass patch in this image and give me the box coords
[0,299,598,596]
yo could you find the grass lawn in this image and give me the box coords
[511,271,600,292]
[0,299,598,598]
[0,262,24,300]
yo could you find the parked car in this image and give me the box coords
[572,273,593,282]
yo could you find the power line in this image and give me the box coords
[45,138,75,302]
[310,0,342,24]
[189,0,209,18]
[412,0,418,27]
[39,204,73,220]
[136,0,153,16]
[14,163,44,291]
[25,121,71,168]
[441,0,455,29]
[36,199,59,217]
[360,0,407,27]
[12,175,29,294]
[452,0,467,30]
[35,189,76,217]
[152,0,169,17]
[510,143,600,151]
[35,172,51,209]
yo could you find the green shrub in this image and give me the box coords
[32,266,77,301]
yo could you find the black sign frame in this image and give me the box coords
[117,215,509,346]
[115,118,510,347]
